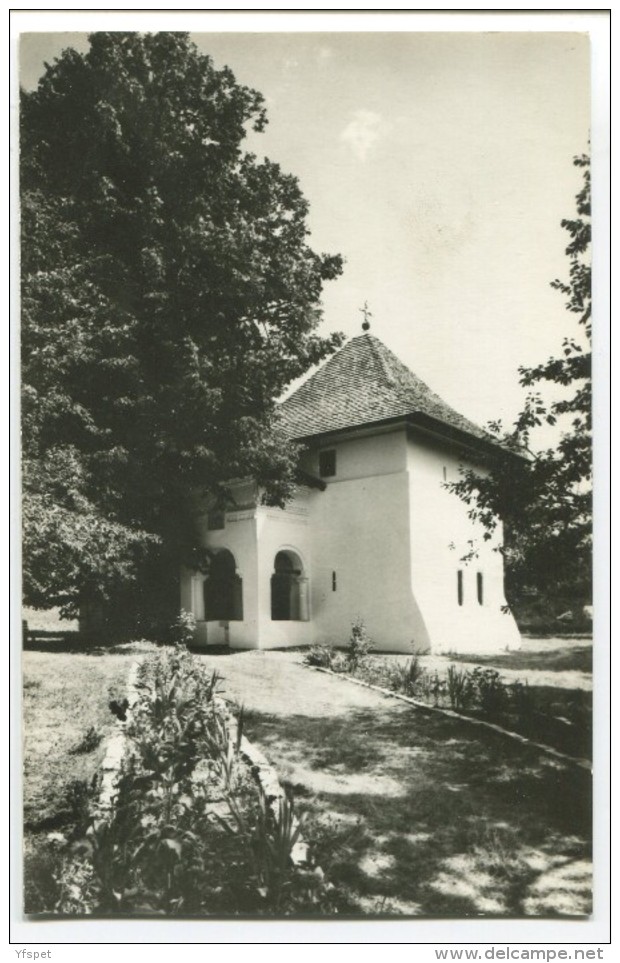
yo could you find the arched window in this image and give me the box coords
[271,550,309,621]
[204,549,243,621]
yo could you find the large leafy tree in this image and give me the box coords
[21,32,343,621]
[448,155,592,612]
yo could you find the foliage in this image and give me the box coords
[311,640,589,752]
[509,680,537,728]
[303,621,374,674]
[54,645,332,915]
[303,645,338,669]
[64,778,100,834]
[385,655,425,697]
[327,652,350,674]
[21,32,343,620]
[419,670,448,707]
[24,834,64,915]
[303,645,348,673]
[69,727,104,756]
[346,619,373,669]
[170,608,197,647]
[470,667,508,716]
[446,664,475,711]
[447,155,592,608]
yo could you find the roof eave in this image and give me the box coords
[405,412,527,463]
[290,412,526,463]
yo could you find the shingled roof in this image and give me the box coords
[278,332,491,446]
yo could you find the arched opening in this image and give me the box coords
[271,550,309,621]
[204,549,243,621]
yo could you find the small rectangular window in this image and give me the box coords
[332,571,337,592]
[457,570,464,607]
[443,466,447,481]
[477,572,484,606]
[207,510,225,531]
[319,449,336,477]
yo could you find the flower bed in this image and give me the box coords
[52,645,332,916]
[303,644,591,760]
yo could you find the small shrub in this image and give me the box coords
[446,664,475,711]
[63,778,97,834]
[510,680,537,726]
[304,646,349,674]
[346,619,373,669]
[69,726,103,755]
[329,652,350,674]
[429,671,447,706]
[304,645,337,669]
[170,609,196,646]
[23,836,62,914]
[387,656,425,696]
[471,667,508,716]
[418,670,447,706]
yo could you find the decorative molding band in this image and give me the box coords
[226,509,256,523]
[261,509,308,524]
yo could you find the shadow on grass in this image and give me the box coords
[446,646,592,674]
[244,702,592,917]
[23,635,167,656]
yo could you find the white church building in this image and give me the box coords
[180,329,522,654]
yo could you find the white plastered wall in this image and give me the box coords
[181,424,521,653]
[406,430,521,653]
[253,498,313,648]
[302,428,429,653]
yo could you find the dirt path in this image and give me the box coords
[195,649,592,918]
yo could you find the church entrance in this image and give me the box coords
[270,550,309,621]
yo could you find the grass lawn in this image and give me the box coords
[21,628,593,918]
[193,648,593,917]
[419,640,593,760]
[245,695,592,916]
[22,635,151,913]
[337,638,593,760]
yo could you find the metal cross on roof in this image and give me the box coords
[359,301,372,331]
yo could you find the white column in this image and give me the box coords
[191,574,205,620]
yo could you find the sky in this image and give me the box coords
[19,29,591,439]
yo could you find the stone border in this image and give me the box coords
[306,664,592,773]
[216,697,309,866]
[96,659,141,812]
[95,658,309,866]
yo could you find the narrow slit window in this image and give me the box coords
[443,466,447,481]
[477,572,484,606]
[457,570,464,607]
[319,449,336,477]
[332,571,337,592]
